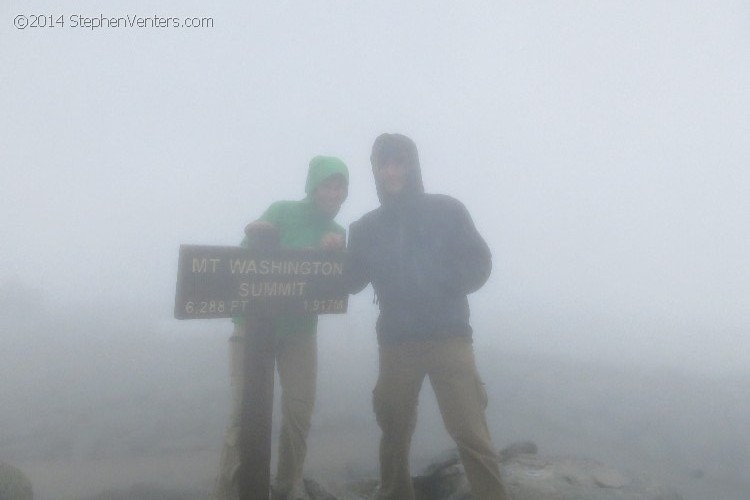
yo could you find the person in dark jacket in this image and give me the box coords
[347,133,509,500]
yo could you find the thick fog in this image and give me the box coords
[1,2,749,499]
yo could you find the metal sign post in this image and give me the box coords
[237,311,275,500]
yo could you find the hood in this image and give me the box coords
[305,155,349,196]
[370,133,424,205]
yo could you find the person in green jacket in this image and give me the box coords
[214,156,349,500]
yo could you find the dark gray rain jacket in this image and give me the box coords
[347,134,492,344]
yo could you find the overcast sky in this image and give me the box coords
[2,1,748,371]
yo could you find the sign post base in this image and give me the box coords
[237,313,275,500]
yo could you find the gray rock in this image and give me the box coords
[501,453,681,500]
[411,448,471,499]
[81,482,206,500]
[0,463,33,500]
[325,442,683,500]
[592,468,629,489]
[305,478,338,500]
[499,441,538,461]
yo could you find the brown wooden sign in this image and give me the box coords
[174,245,348,319]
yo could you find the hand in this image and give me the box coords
[244,220,275,237]
[319,232,345,250]
[244,221,279,250]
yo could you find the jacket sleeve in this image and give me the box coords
[240,202,283,249]
[447,200,492,295]
[345,219,371,295]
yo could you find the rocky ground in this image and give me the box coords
[2,300,748,500]
[302,441,684,500]
[5,442,683,500]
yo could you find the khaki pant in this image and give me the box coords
[374,338,509,500]
[213,325,317,500]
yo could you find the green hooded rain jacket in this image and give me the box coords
[233,156,349,337]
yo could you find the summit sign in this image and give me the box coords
[174,245,348,319]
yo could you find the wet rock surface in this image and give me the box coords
[80,483,207,500]
[0,462,33,500]
[305,442,684,500]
